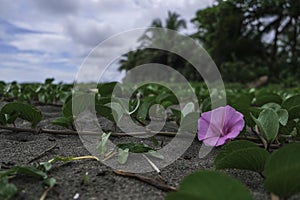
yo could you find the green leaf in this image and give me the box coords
[165,192,199,200]
[97,82,120,97]
[181,102,195,117]
[116,143,153,153]
[251,108,279,143]
[0,166,47,179]
[262,103,288,126]
[264,143,300,198]
[0,176,18,200]
[0,113,6,125]
[95,104,116,122]
[105,102,124,122]
[51,116,73,129]
[63,94,94,118]
[279,119,296,135]
[166,170,253,200]
[282,94,300,119]
[1,102,42,128]
[254,93,282,106]
[277,109,288,126]
[38,162,52,172]
[96,133,111,155]
[45,78,55,84]
[178,112,200,133]
[262,102,281,111]
[147,150,164,159]
[215,140,269,173]
[118,148,129,164]
[44,178,56,188]
[136,96,156,122]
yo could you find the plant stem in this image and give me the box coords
[28,143,57,163]
[0,125,178,137]
[113,170,177,192]
[254,126,268,150]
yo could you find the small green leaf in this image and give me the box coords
[1,102,42,128]
[215,140,269,173]
[0,176,18,200]
[136,96,156,122]
[166,170,253,200]
[147,150,164,159]
[251,108,279,143]
[181,102,195,117]
[37,162,52,172]
[44,178,56,188]
[96,133,111,155]
[117,143,153,153]
[264,143,300,198]
[118,148,129,164]
[277,109,288,126]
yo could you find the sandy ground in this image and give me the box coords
[1,105,298,200]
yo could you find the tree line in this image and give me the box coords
[118,0,300,85]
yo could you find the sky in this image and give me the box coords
[0,0,213,83]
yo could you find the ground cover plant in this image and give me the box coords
[1,79,300,199]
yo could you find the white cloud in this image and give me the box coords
[0,0,213,83]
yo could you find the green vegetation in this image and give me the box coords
[119,0,300,85]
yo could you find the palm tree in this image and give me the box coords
[119,11,195,81]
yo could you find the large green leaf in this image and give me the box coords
[282,94,300,119]
[264,143,300,198]
[215,140,269,173]
[1,102,42,128]
[254,93,282,106]
[262,103,288,126]
[251,108,279,143]
[166,170,253,200]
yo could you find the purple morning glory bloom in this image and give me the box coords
[198,105,245,146]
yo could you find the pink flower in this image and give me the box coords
[198,105,245,146]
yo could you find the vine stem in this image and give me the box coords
[113,170,177,192]
[253,125,268,150]
[0,125,177,137]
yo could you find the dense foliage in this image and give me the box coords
[1,79,300,199]
[118,0,300,85]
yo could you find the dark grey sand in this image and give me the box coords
[0,105,298,200]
